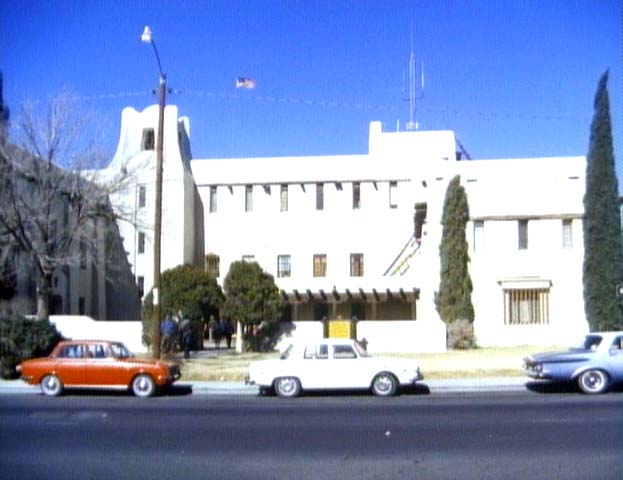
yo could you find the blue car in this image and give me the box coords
[523,331,623,394]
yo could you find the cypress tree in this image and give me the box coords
[583,70,623,331]
[435,175,475,324]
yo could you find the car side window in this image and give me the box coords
[87,344,107,359]
[59,345,84,358]
[304,344,329,359]
[333,345,357,359]
[610,337,623,352]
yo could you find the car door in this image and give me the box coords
[55,343,87,386]
[605,336,623,381]
[297,343,331,389]
[328,344,367,389]
[85,343,125,387]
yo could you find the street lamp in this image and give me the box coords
[141,25,167,359]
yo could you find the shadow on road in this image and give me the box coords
[526,380,623,394]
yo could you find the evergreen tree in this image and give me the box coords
[583,71,623,331]
[435,175,475,324]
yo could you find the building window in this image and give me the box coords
[518,220,528,250]
[280,184,288,212]
[206,254,220,277]
[277,255,291,277]
[313,254,327,277]
[209,186,217,213]
[141,128,155,151]
[137,276,144,298]
[473,220,484,252]
[138,232,145,254]
[562,219,573,249]
[503,289,549,325]
[138,185,146,208]
[316,183,324,211]
[78,297,86,315]
[80,241,87,269]
[245,185,253,212]
[350,253,364,277]
[352,182,361,209]
[389,181,398,209]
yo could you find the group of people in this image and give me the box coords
[206,317,235,350]
[160,314,235,359]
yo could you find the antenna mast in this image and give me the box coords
[405,25,424,131]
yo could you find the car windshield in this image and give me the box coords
[574,335,602,351]
[110,343,134,359]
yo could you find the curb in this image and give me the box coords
[0,378,527,396]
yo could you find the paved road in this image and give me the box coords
[1,392,621,480]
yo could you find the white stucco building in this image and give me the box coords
[105,104,589,352]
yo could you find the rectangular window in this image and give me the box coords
[389,181,398,209]
[503,289,549,325]
[316,183,324,211]
[280,184,288,212]
[209,186,217,213]
[518,220,528,250]
[352,182,361,209]
[350,253,364,277]
[138,232,145,254]
[278,255,291,277]
[313,254,327,277]
[245,185,253,212]
[137,276,144,298]
[141,128,155,151]
[138,185,146,208]
[473,220,484,252]
[78,297,86,315]
[562,219,573,249]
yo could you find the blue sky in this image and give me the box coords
[1,0,621,187]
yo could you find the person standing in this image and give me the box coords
[224,319,234,349]
[213,319,223,350]
[180,315,193,359]
[160,315,178,356]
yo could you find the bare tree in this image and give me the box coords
[0,92,137,319]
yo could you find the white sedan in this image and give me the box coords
[246,338,423,397]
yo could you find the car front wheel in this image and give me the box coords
[41,374,63,397]
[274,377,301,398]
[578,369,609,394]
[371,372,398,397]
[131,374,157,397]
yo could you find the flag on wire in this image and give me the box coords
[236,77,256,89]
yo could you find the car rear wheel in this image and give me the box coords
[371,372,398,397]
[578,369,609,394]
[131,374,157,397]
[41,374,63,397]
[274,377,301,398]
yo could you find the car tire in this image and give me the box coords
[371,372,398,397]
[131,374,157,398]
[41,374,63,397]
[577,369,609,394]
[274,377,301,398]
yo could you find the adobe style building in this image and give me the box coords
[105,104,589,352]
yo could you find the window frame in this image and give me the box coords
[350,253,364,277]
[277,254,291,278]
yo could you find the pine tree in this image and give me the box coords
[435,175,475,324]
[583,71,623,331]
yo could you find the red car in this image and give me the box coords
[17,340,181,397]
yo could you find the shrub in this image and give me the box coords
[447,319,477,350]
[0,314,63,379]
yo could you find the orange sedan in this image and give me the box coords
[17,340,181,397]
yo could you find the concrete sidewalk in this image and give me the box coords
[0,377,528,396]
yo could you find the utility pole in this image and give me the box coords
[141,26,167,359]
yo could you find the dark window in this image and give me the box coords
[316,183,324,210]
[142,128,155,151]
[518,220,528,250]
[350,253,364,277]
[138,185,146,208]
[352,182,361,209]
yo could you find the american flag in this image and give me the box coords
[236,77,256,89]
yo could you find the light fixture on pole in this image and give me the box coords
[141,25,167,359]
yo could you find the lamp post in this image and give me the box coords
[141,25,167,359]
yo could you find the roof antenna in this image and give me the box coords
[405,24,424,131]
